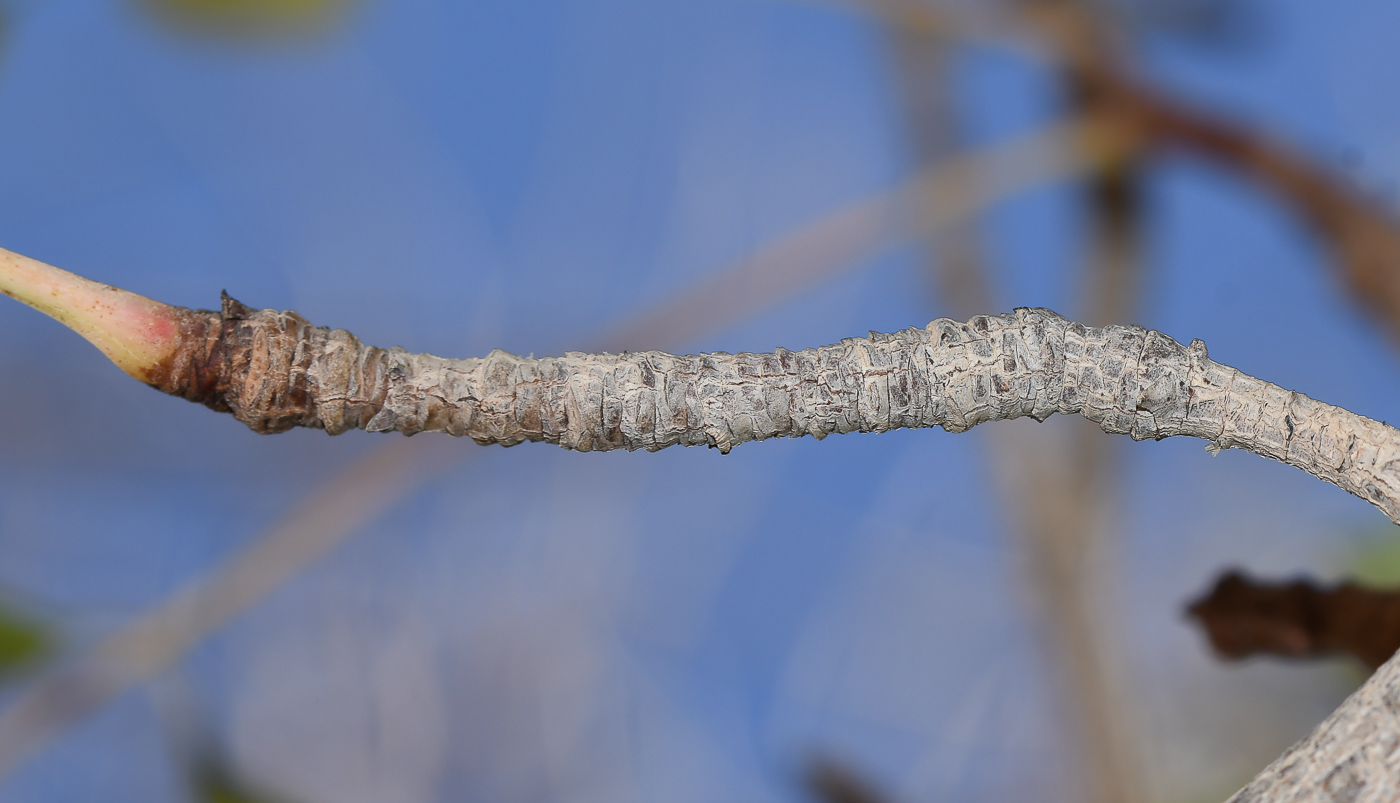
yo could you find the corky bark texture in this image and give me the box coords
[1226,651,1400,803]
[154,296,1400,527]
[1189,571,1400,670]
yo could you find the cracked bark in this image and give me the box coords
[153,296,1400,528]
[1226,655,1400,802]
[882,12,1145,799]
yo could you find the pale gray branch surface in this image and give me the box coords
[1228,650,1400,802]
[224,303,1400,526]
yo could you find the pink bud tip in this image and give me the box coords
[0,247,187,383]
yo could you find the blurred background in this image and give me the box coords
[0,0,1399,800]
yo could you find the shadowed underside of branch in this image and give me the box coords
[152,294,1400,527]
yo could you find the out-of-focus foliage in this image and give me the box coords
[139,0,351,38]
[196,760,297,803]
[1346,525,1400,588]
[0,605,47,676]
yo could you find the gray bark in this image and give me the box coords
[168,298,1400,528]
[1227,652,1400,803]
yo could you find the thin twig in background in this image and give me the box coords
[885,12,993,313]
[1023,0,1400,340]
[1020,2,1151,801]
[0,435,459,779]
[0,120,1119,779]
[879,2,1147,798]
[1090,70,1400,343]
[821,0,1400,343]
[599,113,1134,351]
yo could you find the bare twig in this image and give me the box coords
[6,252,1398,516]
[0,122,1111,778]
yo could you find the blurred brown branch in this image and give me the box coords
[870,4,1400,797]
[600,113,1132,351]
[1188,570,1400,670]
[0,434,461,780]
[883,3,1149,800]
[807,758,893,803]
[825,0,1400,343]
[1084,69,1400,342]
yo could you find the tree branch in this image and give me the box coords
[135,299,1397,524]
[1224,647,1400,802]
[6,247,1396,522]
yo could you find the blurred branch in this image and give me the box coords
[807,758,894,803]
[819,0,1400,343]
[600,112,1133,350]
[843,5,1400,800]
[1031,6,1151,801]
[1092,72,1400,343]
[0,435,460,780]
[780,0,1038,56]
[1187,570,1400,670]
[884,15,995,313]
[882,8,1148,801]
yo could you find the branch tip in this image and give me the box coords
[0,247,190,384]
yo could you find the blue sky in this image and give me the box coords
[0,1,1398,801]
